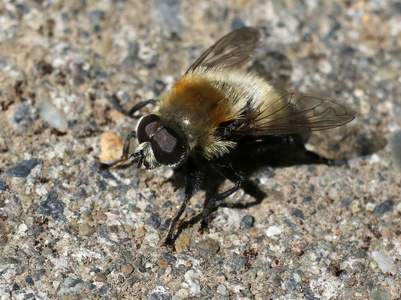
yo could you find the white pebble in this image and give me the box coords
[365,203,376,212]
[35,185,48,196]
[18,223,27,233]
[39,99,68,132]
[371,251,395,273]
[265,226,282,237]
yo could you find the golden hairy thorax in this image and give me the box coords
[155,71,241,158]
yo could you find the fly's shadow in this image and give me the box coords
[164,132,344,241]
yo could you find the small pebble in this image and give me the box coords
[240,215,255,228]
[95,272,107,282]
[98,132,123,163]
[351,200,361,214]
[144,231,160,246]
[365,203,376,212]
[0,178,8,191]
[224,256,249,272]
[9,103,33,132]
[265,226,282,237]
[195,238,220,258]
[369,289,392,300]
[371,251,395,273]
[147,213,161,229]
[290,209,305,220]
[175,233,191,251]
[121,264,134,277]
[39,99,68,132]
[374,200,394,214]
[78,223,95,236]
[5,159,42,178]
[37,190,65,220]
[89,10,105,20]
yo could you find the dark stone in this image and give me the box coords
[303,285,318,300]
[89,10,105,20]
[25,275,34,286]
[6,159,42,178]
[37,190,65,219]
[73,75,85,85]
[159,218,171,232]
[224,256,249,272]
[339,198,352,208]
[33,269,46,280]
[97,180,107,191]
[147,213,161,229]
[162,253,177,262]
[195,238,220,258]
[291,209,305,220]
[148,293,171,300]
[0,178,8,191]
[117,185,128,195]
[13,103,33,131]
[303,196,313,202]
[162,200,173,208]
[374,199,394,214]
[23,293,35,300]
[240,215,255,228]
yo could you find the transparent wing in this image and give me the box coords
[186,27,260,74]
[229,92,354,135]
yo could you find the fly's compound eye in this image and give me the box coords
[151,127,187,167]
[137,114,188,167]
[137,114,161,143]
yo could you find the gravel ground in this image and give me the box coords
[1,0,401,299]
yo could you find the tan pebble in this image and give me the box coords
[334,229,343,236]
[158,261,167,268]
[351,200,361,214]
[184,261,192,267]
[121,264,134,277]
[109,110,127,122]
[96,211,107,221]
[138,227,147,234]
[82,213,93,222]
[95,272,107,282]
[175,233,191,251]
[249,230,258,237]
[98,132,123,162]
[78,223,95,236]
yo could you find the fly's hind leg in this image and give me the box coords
[110,94,157,118]
[201,159,244,230]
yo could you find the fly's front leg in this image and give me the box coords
[99,131,137,172]
[110,94,157,118]
[201,159,244,230]
[163,157,204,247]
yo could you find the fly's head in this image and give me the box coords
[133,114,189,169]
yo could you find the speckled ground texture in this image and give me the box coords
[1,0,401,299]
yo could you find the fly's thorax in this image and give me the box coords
[155,71,246,159]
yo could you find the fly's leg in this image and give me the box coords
[201,160,244,230]
[110,94,157,118]
[163,157,204,247]
[99,131,137,172]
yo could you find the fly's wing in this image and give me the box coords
[185,27,260,74]
[225,91,354,136]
